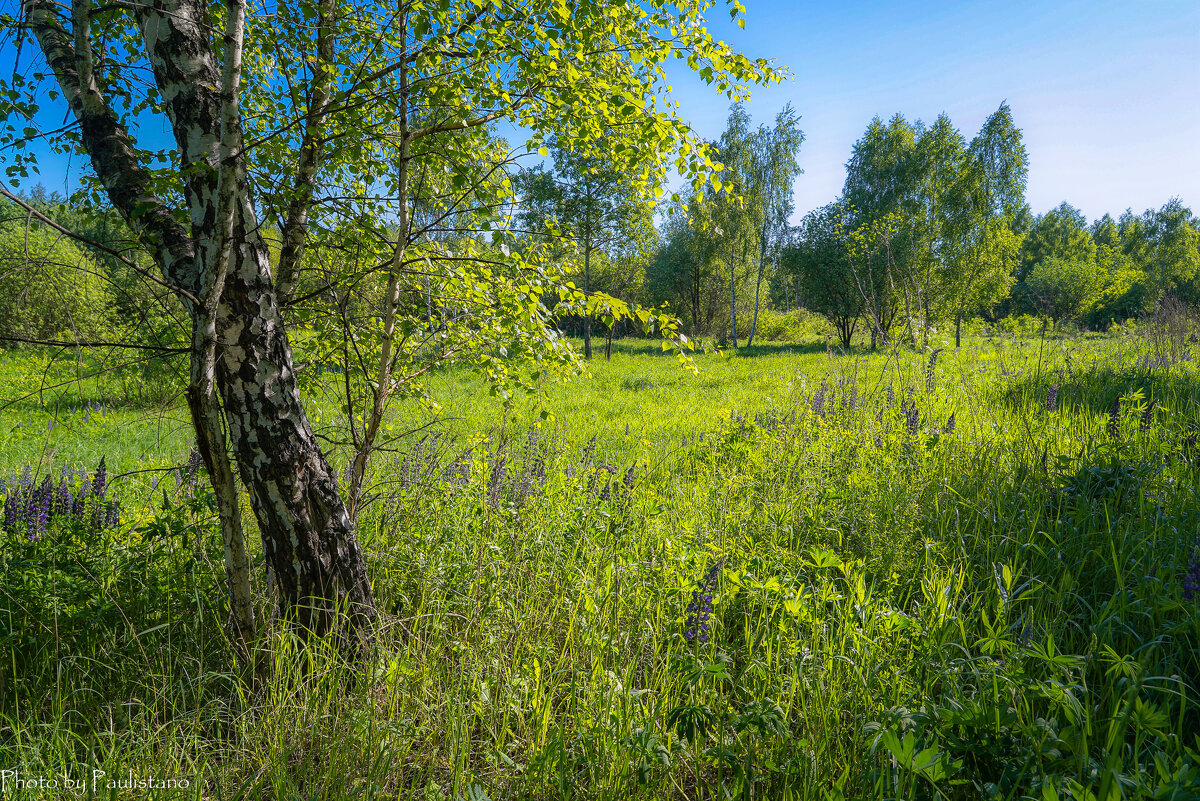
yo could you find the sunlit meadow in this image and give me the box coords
[2,324,1199,799]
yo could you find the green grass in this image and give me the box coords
[2,332,1200,799]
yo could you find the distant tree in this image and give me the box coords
[1137,199,1200,308]
[1018,202,1096,276]
[744,105,804,346]
[907,113,968,344]
[518,138,654,358]
[946,102,1028,346]
[843,113,922,343]
[1024,257,1105,325]
[1087,244,1146,328]
[785,203,862,347]
[708,104,759,347]
[1091,213,1120,249]
[843,212,904,348]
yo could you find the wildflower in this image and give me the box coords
[843,384,859,412]
[903,398,920,435]
[811,382,828,418]
[944,411,956,434]
[886,383,895,409]
[1107,397,1122,437]
[182,446,203,491]
[2,490,16,531]
[54,479,72,517]
[31,476,53,539]
[1183,554,1200,601]
[1046,382,1060,412]
[1140,400,1156,431]
[92,457,108,499]
[103,501,120,530]
[71,481,89,516]
[925,349,944,393]
[684,556,727,644]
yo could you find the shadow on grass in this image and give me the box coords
[601,338,852,359]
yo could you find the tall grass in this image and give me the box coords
[2,335,1199,799]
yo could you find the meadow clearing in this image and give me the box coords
[2,328,1199,800]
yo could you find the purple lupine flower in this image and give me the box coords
[925,349,944,393]
[1140,400,1156,431]
[103,501,120,530]
[811,382,828,418]
[54,479,72,518]
[1046,383,1060,412]
[31,476,52,539]
[182,446,203,491]
[72,481,90,517]
[844,385,859,412]
[1183,553,1200,601]
[22,482,40,532]
[684,556,727,644]
[92,457,108,499]
[2,490,17,532]
[902,397,920,435]
[1107,397,1122,438]
[944,411,956,434]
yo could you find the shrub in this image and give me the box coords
[0,222,115,342]
[751,308,828,342]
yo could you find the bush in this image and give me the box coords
[750,308,828,342]
[0,223,115,342]
[1023,257,1105,325]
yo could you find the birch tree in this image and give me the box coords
[744,104,803,346]
[3,0,782,645]
[517,137,654,359]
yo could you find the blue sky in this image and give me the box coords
[5,0,1197,226]
[667,0,1199,223]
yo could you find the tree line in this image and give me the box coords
[636,103,1200,349]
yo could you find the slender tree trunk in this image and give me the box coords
[347,26,411,520]
[955,313,962,348]
[729,239,738,348]
[187,0,255,644]
[216,201,377,638]
[584,238,592,359]
[747,227,767,347]
[275,0,338,302]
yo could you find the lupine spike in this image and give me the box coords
[684,556,727,644]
